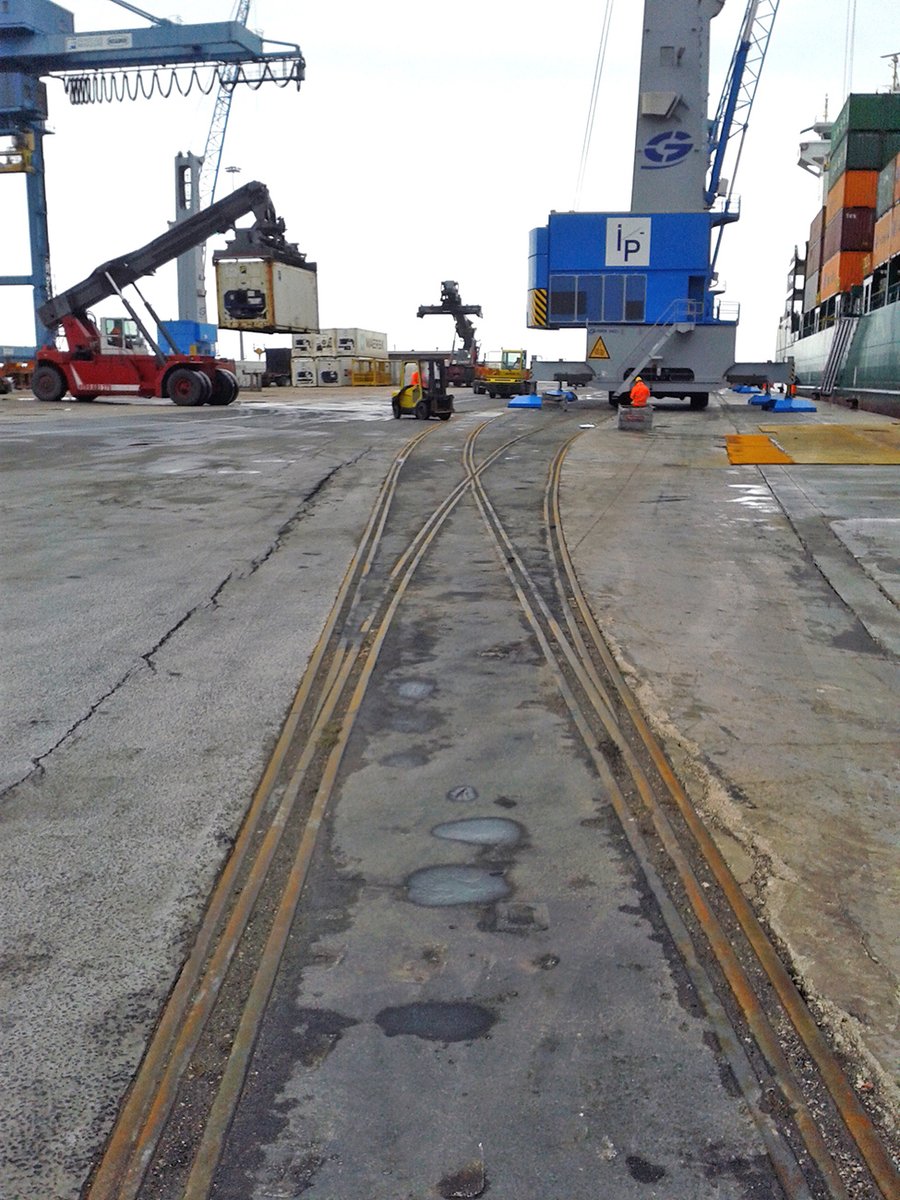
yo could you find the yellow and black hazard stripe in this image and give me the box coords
[528,288,548,328]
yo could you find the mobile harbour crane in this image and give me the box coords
[32,180,315,406]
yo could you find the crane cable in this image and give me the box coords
[573,0,616,209]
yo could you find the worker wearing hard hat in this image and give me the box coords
[629,376,650,407]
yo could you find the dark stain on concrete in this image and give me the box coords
[437,1158,487,1197]
[292,1007,358,1069]
[375,1001,496,1043]
[625,1153,667,1183]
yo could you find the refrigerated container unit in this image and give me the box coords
[291,357,318,387]
[334,329,389,358]
[316,358,340,386]
[215,258,319,334]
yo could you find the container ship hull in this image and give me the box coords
[777,91,900,418]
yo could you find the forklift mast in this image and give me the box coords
[38,180,302,329]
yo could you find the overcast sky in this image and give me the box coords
[1,0,894,363]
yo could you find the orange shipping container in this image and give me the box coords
[892,203,900,258]
[825,169,879,224]
[819,250,867,300]
[873,209,892,267]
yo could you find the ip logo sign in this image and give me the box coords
[641,130,693,168]
[606,218,651,267]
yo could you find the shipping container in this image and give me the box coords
[830,92,900,148]
[314,331,337,356]
[803,269,819,313]
[216,259,319,333]
[807,207,825,273]
[895,153,900,204]
[819,250,867,300]
[292,333,316,355]
[823,207,875,258]
[334,328,389,358]
[291,356,317,387]
[825,170,878,223]
[316,357,341,387]
[877,157,897,217]
[827,131,900,185]
[892,203,900,260]
[873,209,892,267]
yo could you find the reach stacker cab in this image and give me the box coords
[31,180,310,408]
[391,357,454,421]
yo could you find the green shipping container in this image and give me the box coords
[828,129,900,185]
[830,93,900,147]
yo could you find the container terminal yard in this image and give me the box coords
[1,2,899,1199]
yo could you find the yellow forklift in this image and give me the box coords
[391,356,454,420]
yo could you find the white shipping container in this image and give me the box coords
[291,356,318,387]
[336,356,357,386]
[313,330,336,355]
[216,258,319,333]
[292,333,317,354]
[316,357,341,387]
[334,328,389,358]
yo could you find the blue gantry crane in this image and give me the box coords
[0,0,304,350]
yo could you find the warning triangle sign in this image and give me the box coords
[589,334,610,360]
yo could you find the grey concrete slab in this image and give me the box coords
[563,390,900,1118]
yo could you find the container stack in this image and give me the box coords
[290,328,390,387]
[872,151,900,275]
[820,93,900,301]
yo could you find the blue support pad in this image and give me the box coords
[766,396,818,412]
[507,394,542,409]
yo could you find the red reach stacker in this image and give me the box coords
[31,181,304,407]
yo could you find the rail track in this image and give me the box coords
[83,412,898,1200]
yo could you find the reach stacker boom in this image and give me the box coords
[32,180,313,406]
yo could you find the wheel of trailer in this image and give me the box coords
[208,368,238,406]
[392,399,402,419]
[32,364,67,403]
[689,393,709,410]
[167,367,209,406]
[415,400,429,420]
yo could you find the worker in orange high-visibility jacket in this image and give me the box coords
[629,376,650,407]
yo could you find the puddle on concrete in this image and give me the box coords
[396,678,436,700]
[432,817,522,847]
[375,1001,495,1042]
[406,865,509,907]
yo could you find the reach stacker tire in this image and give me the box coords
[208,368,239,406]
[167,368,210,407]
[32,364,67,403]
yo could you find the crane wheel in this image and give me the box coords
[689,393,709,410]
[209,368,239,406]
[167,367,209,406]
[32,364,67,403]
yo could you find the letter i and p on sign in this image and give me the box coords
[605,217,651,267]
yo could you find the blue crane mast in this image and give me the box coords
[0,0,303,349]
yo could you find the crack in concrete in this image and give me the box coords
[2,452,368,800]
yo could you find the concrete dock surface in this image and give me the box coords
[0,383,897,1195]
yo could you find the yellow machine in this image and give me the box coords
[391,356,454,420]
[473,349,531,399]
